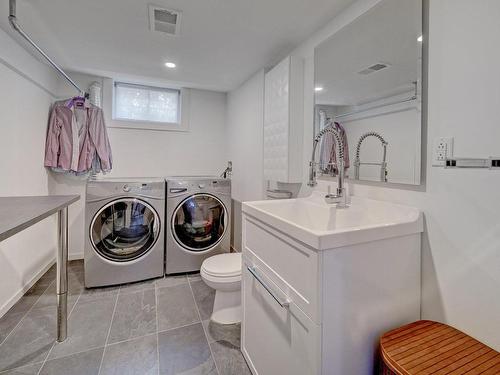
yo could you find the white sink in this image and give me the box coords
[242,191,423,250]
[243,198,337,232]
[241,191,423,374]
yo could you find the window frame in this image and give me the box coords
[110,81,190,132]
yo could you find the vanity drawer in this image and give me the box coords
[242,215,320,322]
[241,255,320,375]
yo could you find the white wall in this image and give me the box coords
[292,0,500,349]
[227,70,265,203]
[0,29,60,314]
[52,73,228,258]
[226,70,265,250]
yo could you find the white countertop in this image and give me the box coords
[242,193,423,250]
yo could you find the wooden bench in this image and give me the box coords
[380,320,500,374]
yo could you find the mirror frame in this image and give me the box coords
[313,0,429,191]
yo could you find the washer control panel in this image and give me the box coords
[121,183,153,192]
[86,179,165,202]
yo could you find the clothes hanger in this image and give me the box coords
[66,92,90,108]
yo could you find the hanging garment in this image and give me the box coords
[44,99,112,176]
[319,121,350,176]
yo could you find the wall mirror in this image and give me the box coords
[314,0,425,186]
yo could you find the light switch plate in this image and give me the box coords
[432,137,454,166]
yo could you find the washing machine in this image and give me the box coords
[84,177,165,287]
[166,177,231,274]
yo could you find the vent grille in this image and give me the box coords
[149,5,181,35]
[358,63,390,75]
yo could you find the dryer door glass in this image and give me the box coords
[172,194,227,252]
[91,198,160,262]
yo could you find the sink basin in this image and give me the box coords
[243,198,337,232]
[242,192,423,250]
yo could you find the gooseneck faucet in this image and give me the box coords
[354,132,388,182]
[308,124,348,208]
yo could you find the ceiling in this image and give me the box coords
[0,0,356,92]
[315,0,422,106]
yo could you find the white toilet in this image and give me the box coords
[200,252,242,324]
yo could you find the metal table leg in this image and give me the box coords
[56,207,68,342]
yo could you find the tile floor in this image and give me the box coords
[0,261,251,375]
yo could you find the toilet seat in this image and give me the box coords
[200,252,242,324]
[201,253,242,278]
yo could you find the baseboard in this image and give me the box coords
[0,251,84,317]
[230,245,241,253]
[0,258,55,317]
[69,252,84,261]
[241,346,257,375]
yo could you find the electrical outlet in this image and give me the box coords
[433,137,454,166]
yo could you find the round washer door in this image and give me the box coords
[172,193,227,252]
[90,198,160,262]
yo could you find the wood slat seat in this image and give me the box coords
[380,320,500,375]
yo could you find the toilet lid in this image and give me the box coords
[201,253,242,277]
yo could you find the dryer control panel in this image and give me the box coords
[167,178,231,197]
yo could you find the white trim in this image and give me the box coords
[0,253,84,317]
[69,252,84,260]
[0,258,55,317]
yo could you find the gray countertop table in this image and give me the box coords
[0,195,80,342]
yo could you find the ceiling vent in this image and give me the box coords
[148,5,182,35]
[358,63,390,75]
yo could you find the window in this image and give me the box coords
[114,82,180,124]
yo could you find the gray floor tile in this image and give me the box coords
[155,274,188,289]
[158,323,216,375]
[68,260,84,274]
[68,269,85,288]
[119,279,156,295]
[157,284,199,331]
[78,285,120,304]
[30,279,81,311]
[39,347,103,375]
[0,306,55,372]
[187,273,202,282]
[48,297,116,360]
[108,289,156,344]
[202,320,241,347]
[100,334,158,375]
[36,265,56,287]
[190,280,215,321]
[0,362,43,374]
[0,311,25,345]
[210,340,251,375]
[6,281,51,315]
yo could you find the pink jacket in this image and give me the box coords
[319,121,350,175]
[44,100,112,174]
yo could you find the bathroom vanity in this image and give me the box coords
[241,193,423,374]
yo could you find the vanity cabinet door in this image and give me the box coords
[241,257,320,375]
[243,216,320,322]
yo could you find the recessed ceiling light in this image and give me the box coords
[315,87,323,92]
[417,35,423,42]
[165,62,176,68]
